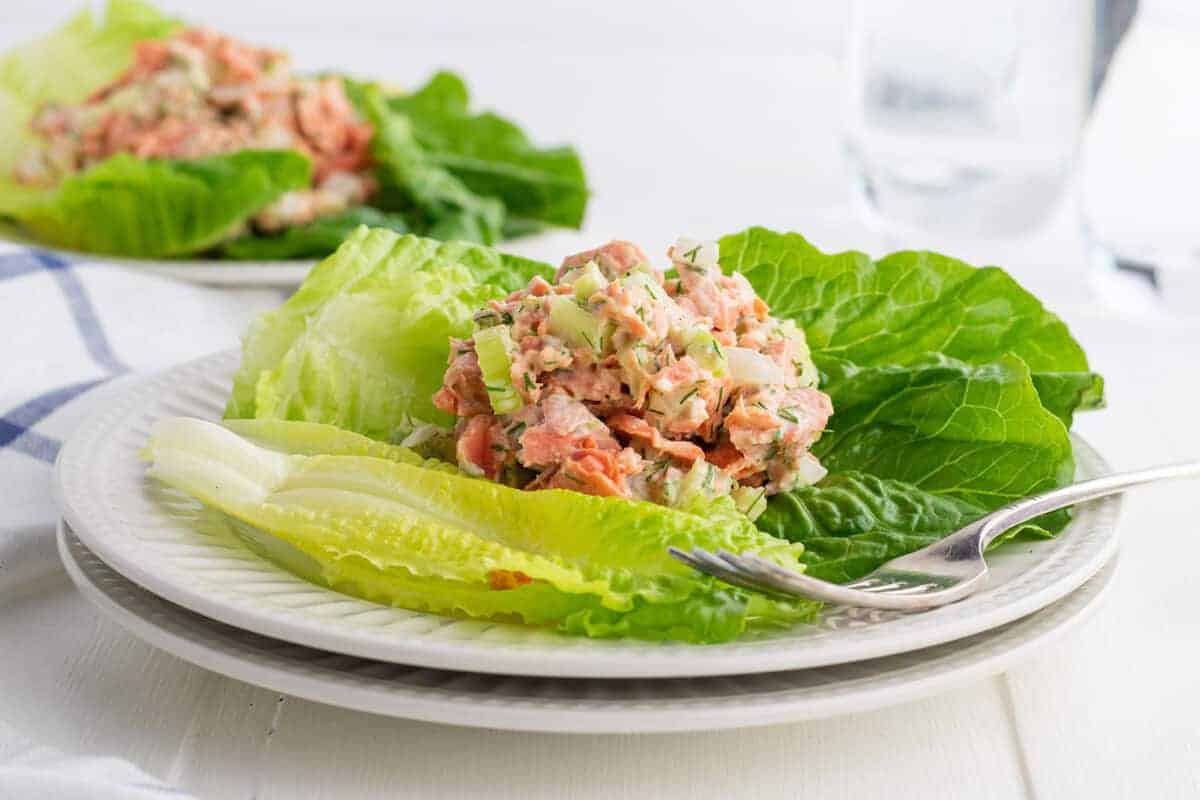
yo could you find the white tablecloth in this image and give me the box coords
[0,247,283,798]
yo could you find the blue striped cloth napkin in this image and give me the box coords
[0,244,288,795]
[0,244,282,588]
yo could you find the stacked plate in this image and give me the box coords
[53,351,1123,734]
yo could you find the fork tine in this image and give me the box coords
[709,551,794,596]
[677,550,969,610]
[699,549,784,593]
[715,549,760,576]
[718,551,792,589]
[668,546,704,571]
[669,547,772,593]
[727,552,872,605]
[670,547,739,583]
[714,550,794,594]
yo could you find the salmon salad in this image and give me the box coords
[1,3,589,259]
[14,27,375,232]
[433,237,834,517]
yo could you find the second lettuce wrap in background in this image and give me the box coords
[0,0,588,259]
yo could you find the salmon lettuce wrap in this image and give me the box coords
[143,226,1102,642]
[0,1,587,258]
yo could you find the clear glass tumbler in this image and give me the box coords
[845,0,1094,238]
[1084,0,1200,318]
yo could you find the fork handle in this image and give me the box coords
[979,459,1200,548]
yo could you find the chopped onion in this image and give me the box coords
[672,236,719,269]
[727,347,785,386]
[400,422,448,450]
[795,453,828,486]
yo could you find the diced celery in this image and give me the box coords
[571,261,608,300]
[684,329,729,377]
[474,325,523,414]
[675,460,732,508]
[732,485,768,520]
[547,295,606,355]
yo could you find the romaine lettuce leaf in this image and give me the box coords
[146,417,819,642]
[11,151,310,257]
[219,207,409,260]
[359,86,506,245]
[814,353,1074,513]
[387,71,588,231]
[0,0,179,214]
[719,227,1100,578]
[719,227,1103,424]
[225,227,553,436]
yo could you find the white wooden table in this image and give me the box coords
[3,3,1200,797]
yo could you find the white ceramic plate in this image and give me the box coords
[104,255,316,287]
[57,523,1118,734]
[0,234,315,287]
[3,230,576,288]
[54,350,1123,679]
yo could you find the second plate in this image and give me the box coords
[58,523,1118,734]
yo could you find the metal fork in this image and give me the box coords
[670,460,1200,610]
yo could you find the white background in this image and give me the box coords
[3,2,1200,798]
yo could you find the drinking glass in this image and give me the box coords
[844,0,1094,239]
[1084,0,1200,317]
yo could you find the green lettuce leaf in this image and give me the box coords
[12,150,310,257]
[0,0,179,214]
[387,71,588,230]
[814,353,1074,513]
[219,206,409,260]
[719,227,1103,425]
[146,417,819,642]
[359,86,506,245]
[225,227,553,436]
[718,227,1100,578]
